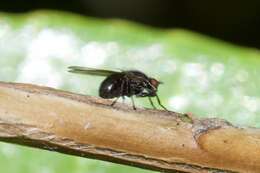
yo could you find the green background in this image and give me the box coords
[0,11,260,173]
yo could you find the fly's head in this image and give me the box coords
[138,78,162,97]
[149,78,162,91]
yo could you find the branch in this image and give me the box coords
[0,81,259,173]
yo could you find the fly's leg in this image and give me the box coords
[120,79,125,97]
[131,96,136,110]
[148,97,156,109]
[124,75,137,110]
[120,79,126,104]
[111,97,119,106]
[125,77,130,96]
[122,96,125,104]
[111,79,125,107]
[156,94,168,111]
[125,77,136,110]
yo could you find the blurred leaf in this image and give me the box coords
[0,10,260,173]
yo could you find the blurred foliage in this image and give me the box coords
[0,10,260,173]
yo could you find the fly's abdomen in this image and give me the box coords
[99,74,124,98]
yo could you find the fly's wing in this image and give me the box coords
[68,66,120,76]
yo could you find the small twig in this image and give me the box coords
[0,81,259,173]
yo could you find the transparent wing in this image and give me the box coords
[68,66,120,76]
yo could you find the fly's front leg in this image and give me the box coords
[156,94,168,111]
[148,97,156,109]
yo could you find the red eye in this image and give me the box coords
[150,78,159,88]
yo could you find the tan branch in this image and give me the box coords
[0,81,259,173]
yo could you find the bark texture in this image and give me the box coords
[0,81,259,173]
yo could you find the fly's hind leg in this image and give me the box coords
[111,78,125,107]
[111,97,119,106]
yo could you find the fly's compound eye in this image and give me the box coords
[149,78,160,88]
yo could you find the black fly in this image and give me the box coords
[68,66,167,110]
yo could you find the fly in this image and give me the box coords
[68,66,167,110]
